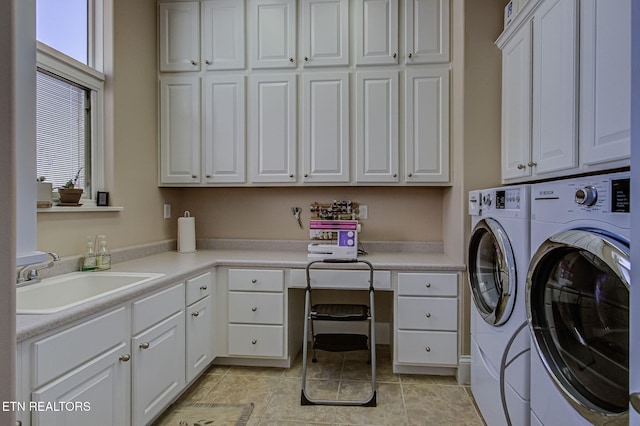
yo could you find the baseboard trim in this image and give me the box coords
[457,355,471,385]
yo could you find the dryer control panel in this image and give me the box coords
[495,188,522,210]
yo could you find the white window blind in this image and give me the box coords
[36,69,91,192]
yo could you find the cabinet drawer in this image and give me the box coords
[397,273,457,297]
[228,324,284,357]
[228,269,284,292]
[32,307,127,388]
[396,330,457,366]
[396,297,457,331]
[228,292,283,325]
[289,269,391,290]
[186,271,213,305]
[132,283,184,334]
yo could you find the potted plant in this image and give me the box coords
[57,168,84,205]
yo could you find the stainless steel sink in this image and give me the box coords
[17,272,165,314]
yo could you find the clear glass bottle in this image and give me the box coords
[81,236,97,271]
[97,235,111,271]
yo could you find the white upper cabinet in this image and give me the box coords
[249,0,297,69]
[203,75,246,183]
[356,71,399,182]
[301,0,349,67]
[302,73,350,182]
[404,67,450,183]
[201,0,246,70]
[159,76,201,184]
[531,0,578,176]
[405,0,450,64]
[159,2,201,72]
[579,0,631,169]
[248,74,297,182]
[500,18,533,181]
[355,0,399,65]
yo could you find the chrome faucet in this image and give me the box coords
[16,252,60,285]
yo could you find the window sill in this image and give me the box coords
[37,205,124,213]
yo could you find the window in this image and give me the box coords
[35,0,107,203]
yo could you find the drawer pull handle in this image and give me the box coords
[425,312,431,318]
[200,285,207,290]
[251,307,257,312]
[425,283,431,288]
[139,342,150,350]
[251,279,257,284]
[119,354,131,362]
[192,311,200,317]
[425,346,431,352]
[251,339,257,345]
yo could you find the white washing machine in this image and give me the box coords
[468,185,531,426]
[527,171,631,426]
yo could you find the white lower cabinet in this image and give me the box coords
[185,271,215,383]
[395,272,458,368]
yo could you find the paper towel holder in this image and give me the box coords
[178,210,197,253]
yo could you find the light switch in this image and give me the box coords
[163,204,171,219]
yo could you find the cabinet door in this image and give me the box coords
[302,72,350,182]
[158,2,200,72]
[159,76,201,184]
[355,71,399,182]
[301,0,349,67]
[203,75,246,183]
[355,0,398,65]
[201,0,245,70]
[579,0,631,168]
[132,311,186,426]
[532,0,578,175]
[31,342,130,426]
[405,0,449,64]
[186,296,214,383]
[501,20,533,180]
[248,74,297,183]
[249,0,297,69]
[404,67,449,182]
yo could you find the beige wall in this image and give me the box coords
[177,187,443,242]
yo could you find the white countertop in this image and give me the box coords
[16,248,464,342]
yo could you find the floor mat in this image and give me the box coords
[153,402,254,426]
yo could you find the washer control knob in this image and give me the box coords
[482,194,492,207]
[575,186,598,206]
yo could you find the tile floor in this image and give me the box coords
[155,346,487,425]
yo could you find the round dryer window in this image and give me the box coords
[527,229,630,424]
[468,218,517,326]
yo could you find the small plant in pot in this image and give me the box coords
[57,168,84,205]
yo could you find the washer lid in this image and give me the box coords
[527,229,630,425]
[468,218,517,326]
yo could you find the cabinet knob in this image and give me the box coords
[251,279,257,284]
[304,174,308,178]
[517,164,526,170]
[393,53,397,58]
[251,339,257,345]
[304,56,309,62]
[206,174,212,178]
[528,161,537,167]
[200,285,208,290]
[408,53,413,59]
[139,342,150,350]
[289,57,294,63]
[425,312,431,318]
[251,307,257,312]
[192,311,200,317]
[119,354,131,362]
[425,283,431,288]
[425,346,431,352]
[393,173,397,178]
[192,175,197,179]
[205,59,212,65]
[191,60,198,66]
[408,173,413,178]
[289,174,294,178]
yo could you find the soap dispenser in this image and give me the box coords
[81,236,97,271]
[96,235,111,271]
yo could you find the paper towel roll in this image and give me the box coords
[178,211,196,253]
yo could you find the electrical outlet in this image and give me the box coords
[163,204,171,219]
[359,205,368,220]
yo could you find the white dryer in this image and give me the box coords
[468,185,531,426]
[527,171,630,426]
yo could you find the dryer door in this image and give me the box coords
[468,218,517,326]
[527,229,630,425]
